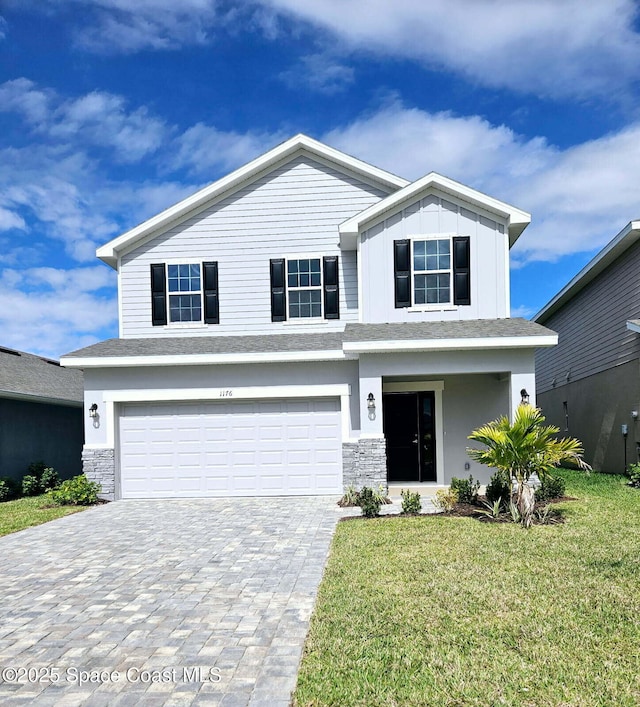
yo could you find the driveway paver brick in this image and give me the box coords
[0,497,345,706]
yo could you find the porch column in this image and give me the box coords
[510,371,536,420]
[359,374,384,437]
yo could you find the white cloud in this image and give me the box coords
[263,0,640,100]
[0,207,26,232]
[280,53,355,94]
[0,79,169,163]
[172,124,285,176]
[323,102,640,263]
[0,78,53,125]
[64,0,222,53]
[0,266,118,358]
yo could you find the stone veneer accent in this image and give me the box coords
[342,437,387,492]
[82,447,115,501]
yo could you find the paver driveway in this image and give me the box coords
[0,497,345,706]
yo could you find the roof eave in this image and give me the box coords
[60,349,354,368]
[534,220,640,323]
[343,334,557,353]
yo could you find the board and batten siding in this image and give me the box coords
[360,193,510,323]
[535,238,640,394]
[119,156,389,338]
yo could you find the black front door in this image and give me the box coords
[383,392,436,482]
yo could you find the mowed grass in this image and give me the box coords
[0,495,86,537]
[294,470,640,707]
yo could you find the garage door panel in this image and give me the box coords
[119,398,342,498]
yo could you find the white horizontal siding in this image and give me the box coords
[536,239,640,393]
[120,156,386,337]
[361,193,509,323]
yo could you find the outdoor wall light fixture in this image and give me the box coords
[367,393,376,421]
[89,403,100,428]
[520,389,530,405]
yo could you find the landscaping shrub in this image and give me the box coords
[0,477,19,502]
[40,467,60,491]
[22,474,42,497]
[626,462,640,488]
[450,475,480,504]
[357,486,382,518]
[400,489,422,515]
[48,475,101,506]
[535,474,566,501]
[338,484,360,507]
[433,487,458,512]
[27,461,47,478]
[485,470,511,507]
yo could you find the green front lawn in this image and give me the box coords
[295,470,640,706]
[0,495,87,537]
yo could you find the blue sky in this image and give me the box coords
[2,1,640,358]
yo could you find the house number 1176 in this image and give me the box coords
[219,390,233,397]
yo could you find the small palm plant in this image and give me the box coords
[467,404,589,527]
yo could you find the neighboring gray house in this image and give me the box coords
[534,220,640,474]
[0,346,84,481]
[61,134,556,500]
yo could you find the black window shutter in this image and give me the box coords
[323,255,340,320]
[150,264,167,326]
[453,236,471,305]
[394,239,411,308]
[270,259,286,322]
[203,262,219,324]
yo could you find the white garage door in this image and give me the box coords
[118,398,342,498]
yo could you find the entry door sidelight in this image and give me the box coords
[383,391,437,483]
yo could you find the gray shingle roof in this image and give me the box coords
[0,346,83,404]
[62,319,554,362]
[343,318,556,342]
[63,332,345,358]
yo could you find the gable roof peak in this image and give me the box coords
[96,134,409,268]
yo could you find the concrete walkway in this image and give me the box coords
[0,498,346,706]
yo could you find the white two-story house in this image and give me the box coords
[61,135,556,500]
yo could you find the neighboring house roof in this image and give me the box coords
[338,172,531,249]
[534,220,640,323]
[0,345,84,405]
[96,134,409,268]
[61,319,555,368]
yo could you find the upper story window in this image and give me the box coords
[270,256,340,322]
[412,238,451,305]
[150,262,219,326]
[287,258,322,318]
[168,264,201,322]
[394,236,470,309]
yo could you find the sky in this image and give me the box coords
[2,0,640,358]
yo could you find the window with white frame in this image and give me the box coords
[167,263,202,322]
[412,238,451,305]
[287,258,322,318]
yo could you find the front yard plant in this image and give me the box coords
[450,474,480,504]
[48,474,101,506]
[626,462,640,488]
[356,486,382,518]
[294,470,640,706]
[468,404,588,527]
[400,488,421,515]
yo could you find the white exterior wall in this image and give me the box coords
[360,192,510,323]
[119,156,388,338]
[82,360,361,448]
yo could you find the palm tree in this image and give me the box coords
[467,404,589,527]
